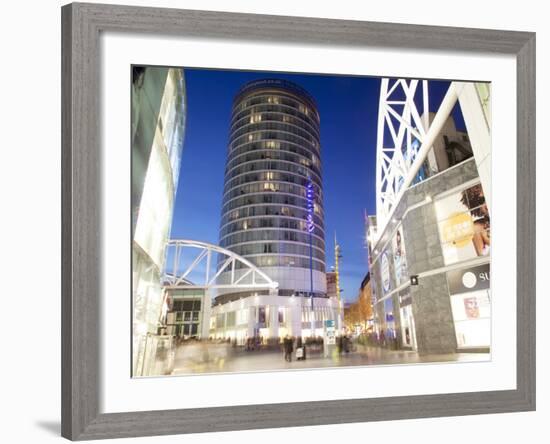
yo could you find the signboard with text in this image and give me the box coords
[324,320,336,345]
[446,263,490,295]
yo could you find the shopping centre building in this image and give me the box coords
[367,81,491,354]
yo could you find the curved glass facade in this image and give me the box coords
[219,79,326,296]
[132,67,186,376]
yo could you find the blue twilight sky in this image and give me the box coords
[169,68,464,303]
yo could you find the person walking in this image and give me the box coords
[283,334,293,362]
[379,329,386,348]
[343,334,350,353]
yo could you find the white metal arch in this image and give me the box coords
[163,239,278,290]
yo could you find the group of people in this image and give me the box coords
[359,329,399,349]
[283,335,311,362]
[283,335,308,361]
[244,336,264,351]
[337,334,353,354]
[282,334,358,362]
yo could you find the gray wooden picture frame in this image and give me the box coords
[61,2,536,440]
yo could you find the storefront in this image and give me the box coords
[399,290,417,350]
[164,288,205,339]
[210,294,339,344]
[434,181,491,350]
[369,163,492,355]
[376,250,397,343]
[446,264,491,349]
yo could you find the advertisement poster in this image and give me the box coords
[392,225,408,285]
[381,252,391,294]
[463,297,480,319]
[434,183,491,265]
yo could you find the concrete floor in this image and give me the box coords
[169,342,490,376]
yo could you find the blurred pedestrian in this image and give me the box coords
[380,329,386,348]
[343,335,350,353]
[283,334,293,362]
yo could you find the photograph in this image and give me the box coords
[0,0,540,442]
[131,66,492,377]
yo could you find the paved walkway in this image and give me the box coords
[170,343,489,376]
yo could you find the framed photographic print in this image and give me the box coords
[61,2,536,440]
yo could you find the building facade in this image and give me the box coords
[211,79,335,343]
[368,111,491,354]
[420,112,473,178]
[164,288,204,339]
[132,66,186,376]
[326,272,337,298]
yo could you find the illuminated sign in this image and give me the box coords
[325,320,336,345]
[306,179,314,233]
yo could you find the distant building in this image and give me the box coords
[164,288,204,339]
[421,112,473,178]
[132,66,186,376]
[343,272,373,334]
[326,272,337,298]
[360,273,374,330]
[327,271,344,333]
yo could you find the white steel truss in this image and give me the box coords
[376,78,430,232]
[163,239,278,290]
[374,79,488,241]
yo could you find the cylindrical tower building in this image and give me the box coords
[211,79,335,343]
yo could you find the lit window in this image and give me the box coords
[250,113,262,123]
[265,140,280,149]
[263,182,276,191]
[311,155,319,167]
